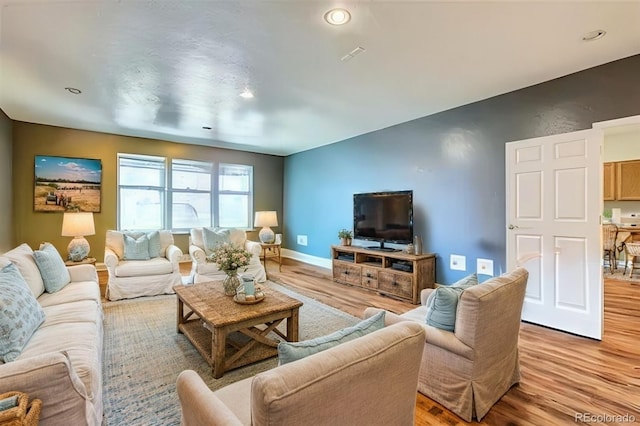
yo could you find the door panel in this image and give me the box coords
[517,172,542,219]
[516,235,542,300]
[506,129,603,339]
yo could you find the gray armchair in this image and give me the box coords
[365,267,528,422]
[177,321,425,426]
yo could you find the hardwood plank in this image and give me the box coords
[106,258,640,424]
[268,259,640,425]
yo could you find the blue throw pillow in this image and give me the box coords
[32,242,71,293]
[451,273,478,288]
[0,263,46,362]
[123,234,150,260]
[277,310,386,365]
[425,286,465,331]
[202,228,231,256]
[147,231,162,258]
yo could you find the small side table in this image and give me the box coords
[259,243,281,278]
[65,257,97,266]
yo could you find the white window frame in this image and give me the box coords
[117,154,254,231]
[217,163,254,229]
[170,158,214,231]
[117,153,166,231]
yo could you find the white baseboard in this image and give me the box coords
[281,248,331,270]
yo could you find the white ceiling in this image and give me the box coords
[1,1,639,156]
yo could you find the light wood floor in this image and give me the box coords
[105,260,640,425]
[265,259,640,426]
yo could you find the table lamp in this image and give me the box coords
[61,212,95,261]
[254,211,278,243]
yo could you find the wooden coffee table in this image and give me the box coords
[174,281,303,378]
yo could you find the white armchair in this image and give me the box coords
[189,227,266,284]
[104,230,183,300]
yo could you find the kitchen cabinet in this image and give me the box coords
[616,160,640,200]
[604,162,615,201]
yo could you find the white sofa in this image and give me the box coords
[189,227,266,284]
[104,230,183,301]
[0,243,103,426]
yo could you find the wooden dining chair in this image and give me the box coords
[602,223,618,273]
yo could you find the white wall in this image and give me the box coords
[0,110,12,251]
[604,127,640,215]
[604,129,640,162]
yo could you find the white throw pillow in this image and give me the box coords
[1,243,45,298]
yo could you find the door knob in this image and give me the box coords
[508,224,520,230]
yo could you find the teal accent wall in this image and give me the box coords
[284,54,640,284]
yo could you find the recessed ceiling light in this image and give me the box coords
[239,88,254,99]
[582,29,606,42]
[324,8,351,25]
[65,87,82,94]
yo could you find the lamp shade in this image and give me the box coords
[254,211,278,228]
[61,212,95,237]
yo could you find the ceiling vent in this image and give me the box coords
[341,47,366,62]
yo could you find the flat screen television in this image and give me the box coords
[353,190,413,251]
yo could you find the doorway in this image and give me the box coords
[596,116,640,281]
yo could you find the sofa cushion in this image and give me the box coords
[123,234,150,260]
[1,243,45,298]
[0,263,46,362]
[203,228,231,256]
[114,257,173,277]
[228,229,247,247]
[33,242,71,293]
[105,230,125,259]
[190,228,205,249]
[19,314,102,403]
[277,310,385,365]
[38,281,101,308]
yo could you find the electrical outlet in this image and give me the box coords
[450,254,466,271]
[477,258,494,276]
[297,235,308,246]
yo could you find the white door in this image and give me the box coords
[506,129,603,339]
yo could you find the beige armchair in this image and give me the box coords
[104,230,183,300]
[176,321,425,426]
[189,227,266,284]
[364,267,528,422]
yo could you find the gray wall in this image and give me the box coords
[284,54,640,284]
[0,109,12,251]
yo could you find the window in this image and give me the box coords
[118,154,165,231]
[219,163,253,228]
[117,154,254,231]
[171,159,212,230]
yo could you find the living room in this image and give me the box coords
[2,2,640,425]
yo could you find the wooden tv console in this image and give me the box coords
[331,245,436,304]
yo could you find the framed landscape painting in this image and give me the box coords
[34,155,102,212]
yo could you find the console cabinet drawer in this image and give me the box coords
[378,272,413,299]
[361,268,378,289]
[333,263,362,286]
[331,246,435,304]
